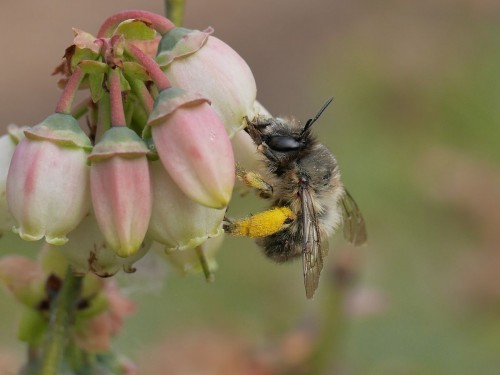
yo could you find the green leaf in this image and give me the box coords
[114,19,155,41]
[89,72,105,103]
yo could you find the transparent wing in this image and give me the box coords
[300,187,325,299]
[340,189,367,246]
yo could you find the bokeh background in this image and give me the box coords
[1,0,500,374]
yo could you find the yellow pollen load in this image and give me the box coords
[231,207,296,238]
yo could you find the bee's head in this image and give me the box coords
[263,98,334,154]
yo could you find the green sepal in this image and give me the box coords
[78,60,108,75]
[129,100,148,134]
[124,94,136,127]
[114,19,156,41]
[89,72,105,103]
[123,61,150,81]
[17,308,47,344]
[156,27,212,67]
[141,125,159,161]
[147,87,209,127]
[118,69,131,92]
[24,113,92,151]
[71,48,99,70]
[88,126,149,162]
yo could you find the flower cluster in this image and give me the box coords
[1,10,259,277]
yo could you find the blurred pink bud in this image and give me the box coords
[147,160,225,251]
[47,213,151,277]
[6,114,91,245]
[0,125,26,234]
[89,127,152,257]
[0,256,45,308]
[74,281,134,353]
[148,88,235,209]
[156,27,257,137]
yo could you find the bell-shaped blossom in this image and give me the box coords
[89,127,152,257]
[156,27,257,137]
[162,235,224,276]
[0,125,26,234]
[147,160,225,251]
[6,113,92,245]
[147,88,235,209]
[45,214,151,277]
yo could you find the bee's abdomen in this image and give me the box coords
[256,222,303,263]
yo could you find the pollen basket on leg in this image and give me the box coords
[225,207,295,238]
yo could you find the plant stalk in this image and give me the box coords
[55,67,85,115]
[165,0,186,26]
[39,268,83,375]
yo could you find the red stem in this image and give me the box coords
[109,68,126,127]
[97,10,175,38]
[126,43,171,91]
[55,67,85,114]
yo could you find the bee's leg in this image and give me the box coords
[236,163,273,199]
[243,115,272,146]
[257,143,280,164]
[224,207,296,238]
[243,116,280,164]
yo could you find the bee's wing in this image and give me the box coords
[340,189,367,246]
[300,187,325,299]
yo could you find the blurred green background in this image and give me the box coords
[1,0,499,374]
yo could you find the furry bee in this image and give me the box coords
[225,99,367,298]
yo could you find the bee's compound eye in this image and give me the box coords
[266,136,301,152]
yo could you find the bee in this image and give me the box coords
[224,99,367,298]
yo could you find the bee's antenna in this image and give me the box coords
[301,97,334,136]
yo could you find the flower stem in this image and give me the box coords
[71,97,92,120]
[97,10,175,38]
[39,268,83,375]
[195,246,215,283]
[125,44,171,91]
[55,67,85,114]
[109,68,126,127]
[165,0,186,27]
[95,92,111,143]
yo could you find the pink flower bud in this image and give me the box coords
[88,127,152,257]
[6,114,92,245]
[156,28,257,137]
[148,88,235,209]
[147,160,225,251]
